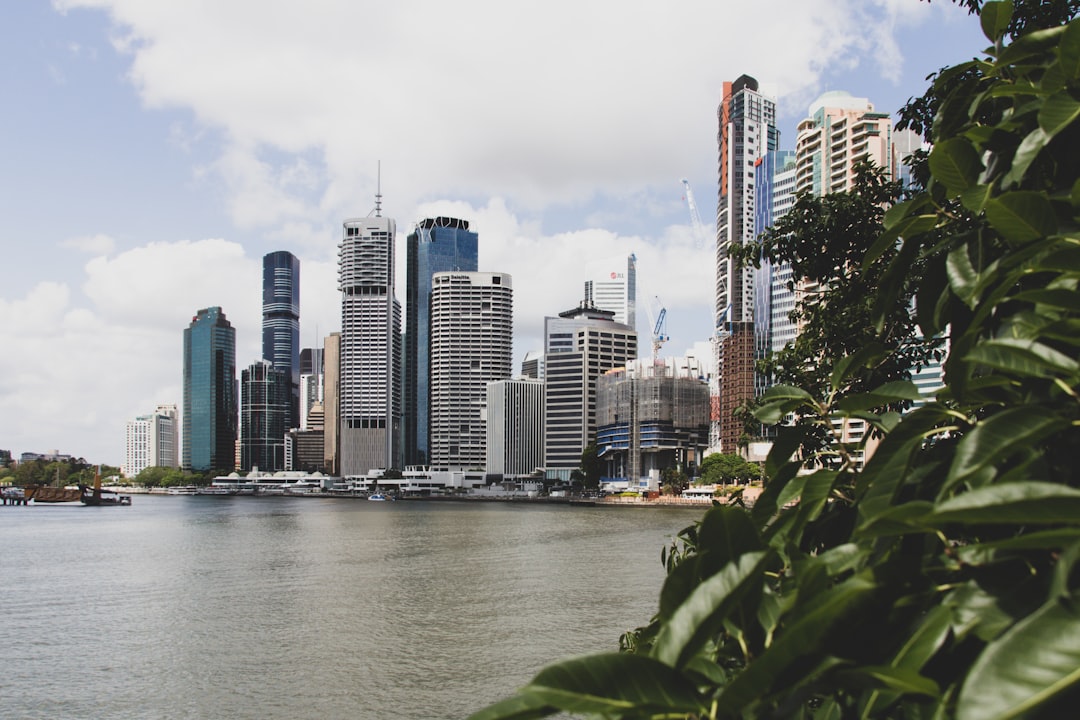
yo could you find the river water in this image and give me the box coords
[1,496,702,719]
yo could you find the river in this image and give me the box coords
[0,495,704,719]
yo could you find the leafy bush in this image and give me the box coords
[470,3,1080,718]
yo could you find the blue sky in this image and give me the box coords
[0,0,988,466]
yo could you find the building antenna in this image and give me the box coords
[373,161,383,218]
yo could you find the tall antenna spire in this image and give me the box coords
[374,161,383,218]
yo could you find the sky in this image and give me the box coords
[0,0,989,467]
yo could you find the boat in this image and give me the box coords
[368,493,388,501]
[80,467,132,506]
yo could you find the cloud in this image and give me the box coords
[62,233,117,255]
[53,0,911,225]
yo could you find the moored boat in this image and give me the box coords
[80,467,132,506]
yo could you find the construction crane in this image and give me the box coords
[650,297,669,363]
[681,178,710,250]
[682,178,729,338]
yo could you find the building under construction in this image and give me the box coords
[595,358,710,490]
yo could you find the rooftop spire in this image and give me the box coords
[373,161,383,218]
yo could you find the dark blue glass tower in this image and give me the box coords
[182,306,237,472]
[262,251,300,429]
[404,217,478,466]
[241,360,289,471]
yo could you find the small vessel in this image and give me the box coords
[368,493,388,502]
[80,467,132,507]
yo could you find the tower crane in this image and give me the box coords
[652,302,669,363]
[682,178,729,337]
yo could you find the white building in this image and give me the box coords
[124,404,178,477]
[428,272,513,471]
[339,209,402,477]
[715,74,778,452]
[543,302,637,477]
[486,378,544,477]
[584,253,636,329]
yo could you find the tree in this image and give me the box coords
[660,466,688,496]
[470,4,1080,718]
[698,453,761,486]
[578,443,603,490]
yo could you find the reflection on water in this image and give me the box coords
[1,496,702,719]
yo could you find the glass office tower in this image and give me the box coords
[404,217,478,466]
[182,306,237,472]
[262,251,300,429]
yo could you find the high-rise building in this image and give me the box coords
[715,74,778,452]
[428,271,513,471]
[263,251,301,429]
[486,378,544,477]
[543,302,637,477]
[584,253,636,329]
[596,358,710,488]
[339,211,401,476]
[124,404,178,478]
[404,216,479,466]
[323,332,341,475]
[521,350,543,380]
[182,306,237,472]
[795,91,895,196]
[240,359,289,471]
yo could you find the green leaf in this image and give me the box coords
[835,381,922,412]
[954,529,1080,566]
[997,25,1067,66]
[929,137,983,195]
[980,0,1013,42]
[1001,127,1049,189]
[1039,92,1080,140]
[947,581,1016,644]
[964,337,1080,378]
[947,244,982,308]
[930,482,1080,526]
[520,653,706,716]
[836,665,940,697]
[466,694,557,720]
[1060,17,1080,79]
[958,596,1080,720]
[1011,288,1080,312]
[715,574,879,714]
[945,407,1068,491]
[960,183,993,214]
[985,192,1058,243]
[652,551,771,668]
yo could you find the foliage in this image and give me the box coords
[470,4,1080,719]
[135,466,193,487]
[661,466,689,496]
[579,443,603,489]
[697,453,761,485]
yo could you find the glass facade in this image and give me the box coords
[262,251,300,429]
[241,360,289,471]
[182,306,237,472]
[404,217,478,466]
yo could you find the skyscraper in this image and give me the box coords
[404,216,479,466]
[428,271,513,471]
[262,251,300,429]
[182,306,237,472]
[323,332,341,475]
[715,74,778,451]
[584,253,636,329]
[486,378,544,477]
[543,302,637,476]
[125,404,178,478]
[240,359,289,471]
[339,211,401,477]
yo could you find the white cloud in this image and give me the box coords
[62,233,117,255]
[53,0,910,225]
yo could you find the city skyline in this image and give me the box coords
[0,2,989,465]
